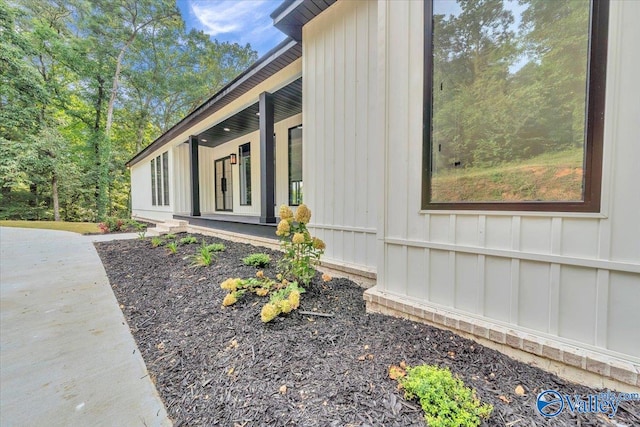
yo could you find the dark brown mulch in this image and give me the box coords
[95,234,640,427]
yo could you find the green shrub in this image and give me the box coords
[243,253,271,268]
[164,233,176,240]
[205,242,225,252]
[276,204,325,286]
[151,236,164,248]
[398,364,492,427]
[180,235,198,245]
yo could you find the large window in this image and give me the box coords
[151,151,170,206]
[288,126,303,206]
[239,143,251,205]
[422,0,608,212]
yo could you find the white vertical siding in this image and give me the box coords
[374,0,640,363]
[303,0,378,273]
[130,148,174,221]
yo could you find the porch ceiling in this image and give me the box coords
[197,78,302,148]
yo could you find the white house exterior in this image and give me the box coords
[129,0,640,390]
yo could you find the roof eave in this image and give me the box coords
[126,37,300,167]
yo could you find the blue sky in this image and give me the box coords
[176,0,287,57]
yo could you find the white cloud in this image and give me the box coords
[189,0,272,37]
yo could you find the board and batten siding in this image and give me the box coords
[303,0,379,273]
[375,0,640,363]
[196,113,303,215]
[131,148,175,221]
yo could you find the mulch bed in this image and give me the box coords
[95,234,640,427]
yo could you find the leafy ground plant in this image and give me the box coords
[191,241,216,267]
[151,236,164,248]
[164,233,176,240]
[243,253,271,268]
[389,363,492,427]
[166,241,178,254]
[180,235,198,245]
[205,243,225,252]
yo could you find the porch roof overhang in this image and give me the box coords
[126,37,302,167]
[270,0,336,41]
[197,77,302,149]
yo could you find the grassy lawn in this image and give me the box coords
[0,220,100,234]
[432,148,584,202]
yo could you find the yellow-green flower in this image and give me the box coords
[312,237,326,250]
[288,290,300,309]
[256,287,269,297]
[256,270,264,278]
[278,299,293,314]
[292,232,305,244]
[279,205,294,220]
[276,219,290,236]
[220,278,240,291]
[222,293,238,306]
[261,303,280,322]
[294,204,311,224]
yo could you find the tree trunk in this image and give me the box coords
[52,173,60,221]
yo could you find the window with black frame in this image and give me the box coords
[288,125,303,206]
[422,0,608,212]
[239,143,251,205]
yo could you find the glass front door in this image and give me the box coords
[215,157,233,211]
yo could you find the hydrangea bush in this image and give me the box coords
[219,204,327,323]
[276,204,325,286]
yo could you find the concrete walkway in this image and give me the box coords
[0,227,171,427]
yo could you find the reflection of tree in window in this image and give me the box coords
[239,143,251,205]
[288,126,303,206]
[162,152,169,206]
[430,0,591,203]
[150,158,156,206]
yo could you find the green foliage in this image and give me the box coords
[165,241,178,254]
[98,217,125,233]
[276,205,325,286]
[151,236,163,248]
[163,233,176,240]
[243,253,271,268]
[398,365,492,427]
[205,242,225,252]
[1,0,257,222]
[179,235,198,245]
[190,240,216,267]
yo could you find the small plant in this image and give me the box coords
[151,236,164,248]
[191,241,216,267]
[389,363,492,427]
[164,233,176,240]
[180,235,198,245]
[166,241,178,254]
[205,242,225,252]
[276,204,325,286]
[98,217,125,233]
[243,253,271,268]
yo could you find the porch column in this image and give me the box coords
[259,91,276,223]
[189,135,201,216]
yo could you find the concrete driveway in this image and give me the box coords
[0,227,171,427]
